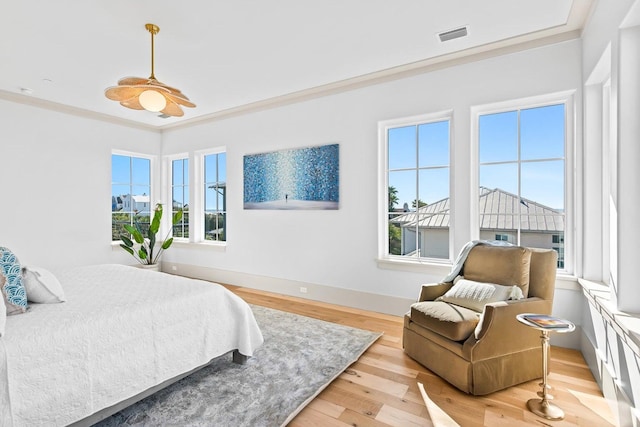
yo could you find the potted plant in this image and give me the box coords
[119,203,183,270]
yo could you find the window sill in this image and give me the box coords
[171,240,227,252]
[579,278,640,358]
[111,240,227,252]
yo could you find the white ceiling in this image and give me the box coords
[0,0,592,129]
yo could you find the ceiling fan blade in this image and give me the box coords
[105,85,146,101]
[117,76,151,86]
[160,97,184,117]
[151,80,183,94]
[120,95,145,110]
[165,92,196,108]
[106,84,172,101]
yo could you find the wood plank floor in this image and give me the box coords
[224,284,616,427]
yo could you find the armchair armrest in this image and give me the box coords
[462,297,552,361]
[418,282,454,302]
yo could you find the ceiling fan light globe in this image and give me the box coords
[139,89,166,112]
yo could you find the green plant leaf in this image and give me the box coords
[150,204,162,234]
[119,244,135,256]
[149,232,156,252]
[124,224,144,244]
[161,237,174,250]
[138,246,148,260]
[120,235,134,247]
[172,210,183,225]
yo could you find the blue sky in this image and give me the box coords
[388,103,565,212]
[111,153,228,212]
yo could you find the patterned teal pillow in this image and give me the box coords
[0,247,28,315]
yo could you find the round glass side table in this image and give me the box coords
[516,313,576,421]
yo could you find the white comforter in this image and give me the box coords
[0,264,264,427]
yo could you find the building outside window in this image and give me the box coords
[171,158,189,239]
[111,153,151,241]
[383,114,451,260]
[478,103,566,269]
[204,152,227,242]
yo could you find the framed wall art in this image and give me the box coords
[243,143,339,210]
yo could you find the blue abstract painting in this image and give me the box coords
[244,143,339,210]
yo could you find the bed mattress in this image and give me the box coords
[0,264,264,426]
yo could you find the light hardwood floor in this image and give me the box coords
[224,284,616,427]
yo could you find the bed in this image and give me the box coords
[0,264,264,427]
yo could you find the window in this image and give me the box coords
[553,247,565,269]
[171,158,189,239]
[495,234,509,242]
[478,103,566,269]
[204,152,227,242]
[111,153,151,241]
[383,114,450,260]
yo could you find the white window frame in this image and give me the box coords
[377,110,453,267]
[165,153,190,242]
[471,91,575,275]
[194,147,227,246]
[111,150,156,244]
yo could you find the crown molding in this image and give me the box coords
[0,90,160,133]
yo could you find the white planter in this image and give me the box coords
[136,263,161,272]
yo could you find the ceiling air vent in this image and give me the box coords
[438,26,468,42]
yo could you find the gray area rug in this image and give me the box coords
[94,305,381,427]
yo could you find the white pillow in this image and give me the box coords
[22,266,66,303]
[437,278,523,313]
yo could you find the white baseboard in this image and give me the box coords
[162,262,414,317]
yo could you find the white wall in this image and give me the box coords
[0,99,161,271]
[161,38,583,326]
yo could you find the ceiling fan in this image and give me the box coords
[104,23,195,117]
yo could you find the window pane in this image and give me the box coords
[478,102,566,263]
[479,111,517,163]
[386,118,450,261]
[112,212,132,241]
[521,160,564,210]
[521,104,565,160]
[388,126,416,169]
[479,163,517,194]
[112,155,130,184]
[111,185,129,211]
[388,214,402,255]
[418,121,449,167]
[418,214,449,259]
[205,212,226,241]
[419,168,449,206]
[389,170,416,212]
[172,159,184,186]
[205,154,218,183]
[131,158,150,185]
[204,152,226,241]
[111,154,152,242]
[172,187,184,206]
[217,153,226,182]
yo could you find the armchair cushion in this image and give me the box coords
[463,246,532,296]
[437,278,524,312]
[410,301,481,341]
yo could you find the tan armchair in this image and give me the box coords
[403,245,558,395]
